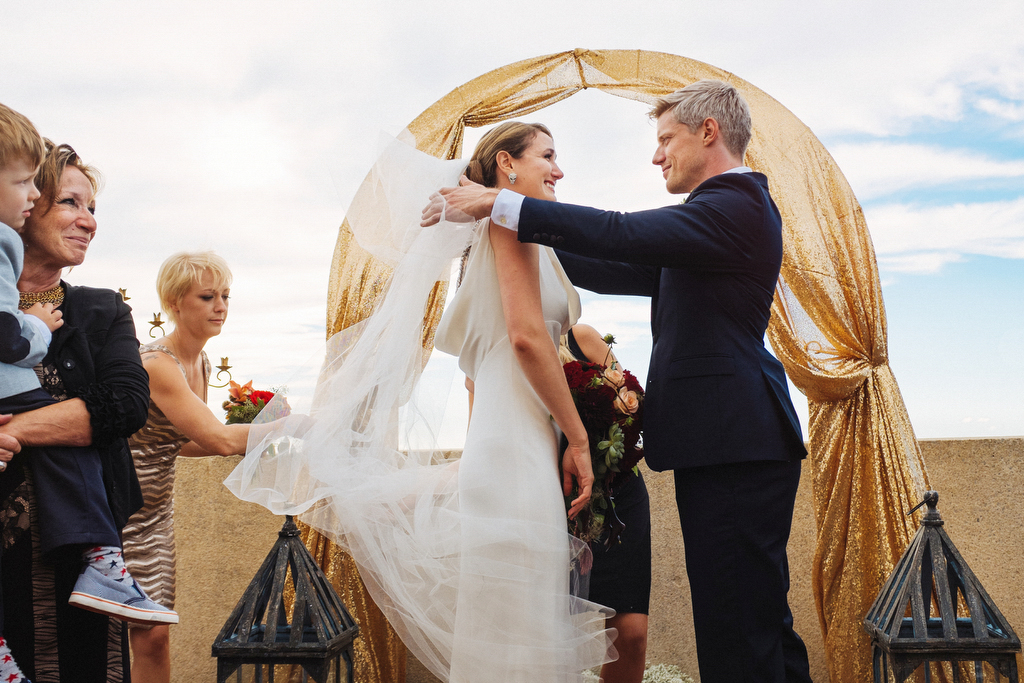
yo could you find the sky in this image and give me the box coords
[1,0,1021,441]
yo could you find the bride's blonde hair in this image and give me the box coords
[557,335,576,365]
[464,121,552,188]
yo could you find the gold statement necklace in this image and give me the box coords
[18,284,64,310]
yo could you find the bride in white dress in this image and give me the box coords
[227,123,615,682]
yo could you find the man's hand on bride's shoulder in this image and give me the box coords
[420,176,498,226]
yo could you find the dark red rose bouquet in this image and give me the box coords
[563,358,644,546]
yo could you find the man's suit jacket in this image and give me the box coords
[518,171,806,471]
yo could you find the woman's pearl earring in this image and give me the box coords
[508,172,517,185]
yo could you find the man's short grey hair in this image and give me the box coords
[650,80,752,158]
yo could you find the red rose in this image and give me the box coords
[623,370,643,394]
[563,362,584,390]
[621,416,642,450]
[250,390,275,407]
[577,383,618,425]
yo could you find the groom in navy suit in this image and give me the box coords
[430,80,812,683]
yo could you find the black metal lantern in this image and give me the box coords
[864,491,1021,682]
[212,515,359,682]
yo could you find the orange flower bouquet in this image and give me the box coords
[223,380,278,424]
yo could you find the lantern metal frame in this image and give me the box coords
[864,491,1021,682]
[212,515,359,683]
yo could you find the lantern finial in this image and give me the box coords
[908,490,943,526]
[280,515,300,537]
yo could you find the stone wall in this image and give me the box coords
[170,438,1024,682]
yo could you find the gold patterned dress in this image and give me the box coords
[121,343,210,625]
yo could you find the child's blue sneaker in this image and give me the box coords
[68,564,179,624]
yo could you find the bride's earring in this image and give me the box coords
[508,172,517,185]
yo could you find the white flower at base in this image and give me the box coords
[582,664,695,683]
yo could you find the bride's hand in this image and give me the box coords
[420,176,498,226]
[562,439,593,519]
[420,191,449,226]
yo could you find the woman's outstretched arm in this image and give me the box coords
[143,351,249,456]
[490,223,593,518]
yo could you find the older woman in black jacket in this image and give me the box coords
[0,141,149,683]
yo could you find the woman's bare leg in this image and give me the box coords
[129,624,170,683]
[601,612,648,683]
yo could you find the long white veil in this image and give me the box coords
[225,134,472,514]
[225,134,613,681]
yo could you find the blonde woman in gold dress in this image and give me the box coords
[122,251,251,683]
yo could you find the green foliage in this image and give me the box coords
[225,398,266,425]
[595,423,625,476]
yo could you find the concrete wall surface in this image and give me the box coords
[171,438,1024,682]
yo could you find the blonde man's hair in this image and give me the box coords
[35,140,100,211]
[156,251,233,324]
[0,103,45,169]
[650,80,752,158]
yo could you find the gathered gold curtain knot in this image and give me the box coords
[802,340,848,360]
[573,49,590,89]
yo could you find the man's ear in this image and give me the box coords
[495,150,514,175]
[702,118,720,147]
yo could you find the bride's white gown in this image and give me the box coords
[435,223,609,681]
[225,139,614,681]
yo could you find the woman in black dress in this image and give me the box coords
[560,323,651,683]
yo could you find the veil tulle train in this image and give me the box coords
[225,135,614,681]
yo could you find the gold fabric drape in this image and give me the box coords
[320,49,929,681]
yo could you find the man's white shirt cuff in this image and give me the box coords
[491,189,525,231]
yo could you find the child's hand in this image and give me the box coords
[25,302,63,332]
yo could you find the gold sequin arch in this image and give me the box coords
[313,48,931,683]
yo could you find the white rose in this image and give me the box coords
[604,367,624,386]
[615,387,639,415]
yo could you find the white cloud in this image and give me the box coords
[877,251,964,274]
[977,98,1024,122]
[829,143,1024,200]
[867,197,1024,272]
[719,2,1024,136]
